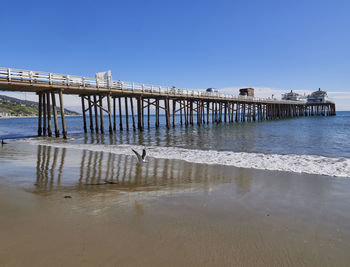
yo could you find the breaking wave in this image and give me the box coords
[26,138,350,178]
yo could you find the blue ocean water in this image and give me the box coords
[0,111,349,158]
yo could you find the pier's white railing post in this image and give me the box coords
[29,71,33,84]
[7,68,11,82]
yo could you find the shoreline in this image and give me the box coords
[23,138,350,178]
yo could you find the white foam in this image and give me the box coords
[25,138,350,178]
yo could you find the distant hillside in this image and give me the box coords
[0,95,80,117]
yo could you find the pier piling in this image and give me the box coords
[52,93,60,137]
[38,94,42,136]
[58,90,67,139]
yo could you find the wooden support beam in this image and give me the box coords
[249,104,252,121]
[118,97,123,131]
[253,104,256,121]
[113,97,116,131]
[52,93,60,137]
[242,103,246,122]
[124,97,129,131]
[202,101,205,124]
[221,102,224,122]
[217,102,220,123]
[197,101,201,125]
[246,104,249,121]
[207,101,210,124]
[93,95,99,133]
[107,95,113,134]
[213,102,216,123]
[227,102,231,123]
[259,104,262,121]
[59,90,67,139]
[278,104,281,119]
[88,96,94,133]
[190,100,193,125]
[200,101,204,124]
[130,97,136,130]
[148,98,150,128]
[38,94,42,136]
[46,93,52,137]
[155,99,159,128]
[187,100,190,125]
[213,101,219,123]
[231,102,234,122]
[172,99,176,127]
[201,101,205,124]
[180,100,183,125]
[184,99,188,126]
[165,98,170,129]
[137,96,143,131]
[141,98,144,129]
[99,96,104,134]
[201,101,204,124]
[197,101,200,124]
[81,96,87,133]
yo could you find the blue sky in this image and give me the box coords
[1,0,350,109]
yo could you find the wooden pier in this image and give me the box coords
[0,68,336,138]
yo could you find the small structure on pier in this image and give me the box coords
[239,88,254,97]
[307,88,329,103]
[282,90,306,102]
[96,70,112,88]
[206,88,217,93]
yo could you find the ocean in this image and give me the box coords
[1,111,349,177]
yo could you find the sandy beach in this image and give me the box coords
[1,142,350,266]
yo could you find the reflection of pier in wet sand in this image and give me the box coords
[34,145,252,193]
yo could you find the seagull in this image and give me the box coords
[1,140,7,145]
[132,148,147,163]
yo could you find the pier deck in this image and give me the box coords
[0,67,336,138]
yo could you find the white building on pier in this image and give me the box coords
[282,90,306,102]
[307,88,329,103]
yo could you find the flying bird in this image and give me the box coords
[1,140,7,145]
[132,148,147,162]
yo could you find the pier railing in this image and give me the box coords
[0,67,298,103]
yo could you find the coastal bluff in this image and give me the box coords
[0,95,79,118]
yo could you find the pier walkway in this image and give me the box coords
[0,67,336,138]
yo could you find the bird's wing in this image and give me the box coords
[142,149,146,160]
[132,149,143,162]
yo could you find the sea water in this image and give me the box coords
[1,111,349,177]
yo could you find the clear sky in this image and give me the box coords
[1,0,349,109]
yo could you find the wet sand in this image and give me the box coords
[1,142,350,266]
